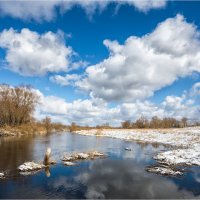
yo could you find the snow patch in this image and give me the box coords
[154,144,200,166]
[63,161,76,166]
[146,166,183,176]
[62,151,105,162]
[0,172,4,179]
[76,127,200,175]
[76,127,200,148]
[18,162,45,172]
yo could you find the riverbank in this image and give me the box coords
[0,124,68,137]
[75,127,200,168]
[75,127,200,147]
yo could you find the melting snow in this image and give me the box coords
[0,172,4,179]
[18,162,45,172]
[62,151,105,162]
[146,166,183,176]
[76,127,200,170]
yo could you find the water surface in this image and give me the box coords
[0,132,200,199]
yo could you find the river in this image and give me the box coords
[0,132,200,199]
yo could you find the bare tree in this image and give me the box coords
[69,122,77,132]
[181,117,188,127]
[0,84,39,126]
[121,120,131,129]
[42,116,52,133]
[135,116,149,128]
[149,116,161,128]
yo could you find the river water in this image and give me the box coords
[0,132,200,199]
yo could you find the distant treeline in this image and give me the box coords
[69,116,194,131]
[0,84,67,133]
[121,116,188,129]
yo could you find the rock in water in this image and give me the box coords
[125,148,131,151]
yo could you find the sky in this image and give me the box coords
[0,0,200,126]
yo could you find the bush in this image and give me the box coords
[69,122,77,132]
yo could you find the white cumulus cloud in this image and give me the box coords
[0,28,72,76]
[0,0,167,22]
[191,82,200,96]
[122,0,167,12]
[34,83,200,126]
[50,74,81,86]
[77,14,200,102]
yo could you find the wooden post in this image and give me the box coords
[43,147,51,165]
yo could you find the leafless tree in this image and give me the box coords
[121,120,131,129]
[181,117,188,127]
[0,84,39,126]
[42,116,52,133]
[69,122,78,132]
[135,116,149,128]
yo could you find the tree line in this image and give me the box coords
[69,116,192,131]
[121,116,188,129]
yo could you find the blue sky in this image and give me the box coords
[0,1,200,125]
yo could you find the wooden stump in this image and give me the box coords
[43,148,51,166]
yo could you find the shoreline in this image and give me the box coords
[75,127,200,170]
[0,126,68,137]
[75,127,200,148]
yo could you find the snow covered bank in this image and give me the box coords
[75,127,200,147]
[75,127,200,174]
[154,144,200,166]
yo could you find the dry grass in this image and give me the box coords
[0,122,68,137]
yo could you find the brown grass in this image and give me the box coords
[0,122,68,137]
